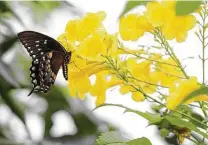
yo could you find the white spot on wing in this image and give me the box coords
[36,86,40,89]
[33,79,37,84]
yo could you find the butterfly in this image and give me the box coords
[17,31,71,96]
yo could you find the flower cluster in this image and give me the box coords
[57,1,205,110]
[120,1,196,42]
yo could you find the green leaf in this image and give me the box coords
[127,137,152,145]
[119,0,149,18]
[95,103,163,125]
[160,128,170,138]
[176,1,202,16]
[95,131,128,145]
[125,110,163,124]
[165,116,208,139]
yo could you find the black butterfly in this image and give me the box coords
[17,31,71,96]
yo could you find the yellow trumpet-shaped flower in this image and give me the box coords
[120,85,145,102]
[150,57,183,87]
[126,58,151,81]
[146,0,196,42]
[57,33,76,52]
[90,71,122,105]
[68,68,91,99]
[167,77,208,110]
[146,1,175,27]
[162,15,196,42]
[103,33,118,57]
[119,14,153,41]
[76,33,106,61]
[65,11,106,42]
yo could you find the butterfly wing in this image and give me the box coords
[17,31,66,56]
[17,31,68,96]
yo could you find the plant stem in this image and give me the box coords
[154,29,189,79]
[104,56,208,129]
[198,4,208,117]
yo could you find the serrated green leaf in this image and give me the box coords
[160,128,170,138]
[95,131,128,145]
[119,0,149,18]
[165,116,208,139]
[125,110,163,124]
[127,137,152,145]
[176,1,202,16]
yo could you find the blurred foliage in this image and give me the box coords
[95,131,152,145]
[0,1,110,145]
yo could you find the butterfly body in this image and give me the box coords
[17,31,71,96]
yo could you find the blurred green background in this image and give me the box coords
[0,1,112,145]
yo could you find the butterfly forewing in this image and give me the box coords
[17,31,71,96]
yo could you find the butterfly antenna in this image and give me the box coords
[28,87,35,96]
[69,61,81,70]
[64,37,70,52]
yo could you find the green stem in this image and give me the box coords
[199,5,208,118]
[104,56,208,129]
[187,137,199,145]
[155,29,189,79]
[118,47,178,67]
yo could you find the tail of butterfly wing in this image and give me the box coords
[28,87,35,96]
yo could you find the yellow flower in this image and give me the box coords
[103,33,118,56]
[151,57,183,87]
[146,2,167,27]
[162,15,196,42]
[68,54,87,71]
[132,91,145,102]
[68,69,91,99]
[119,14,153,41]
[167,77,208,110]
[90,71,121,105]
[65,11,106,42]
[76,33,106,61]
[120,85,145,102]
[127,58,151,81]
[57,33,76,52]
[146,1,196,42]
[65,19,80,42]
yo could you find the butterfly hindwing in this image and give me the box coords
[40,52,64,91]
[17,31,71,96]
